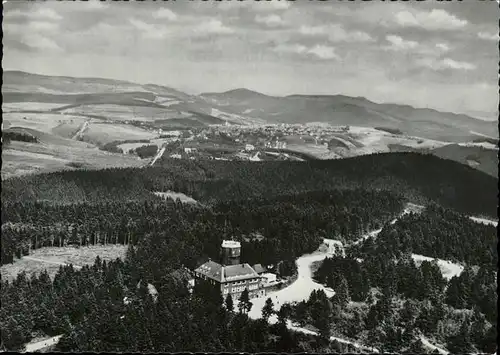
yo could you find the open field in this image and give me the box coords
[411,254,464,280]
[117,138,177,154]
[154,191,198,204]
[2,139,143,180]
[2,102,67,112]
[0,245,128,282]
[80,122,157,146]
[3,112,90,134]
[59,104,184,122]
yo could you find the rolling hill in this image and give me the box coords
[201,89,498,143]
[2,70,497,178]
[430,143,498,177]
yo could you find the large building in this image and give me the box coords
[193,240,266,300]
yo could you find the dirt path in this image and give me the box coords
[348,205,414,247]
[469,216,498,227]
[420,336,449,355]
[149,146,165,166]
[245,203,439,353]
[72,119,90,140]
[246,231,381,352]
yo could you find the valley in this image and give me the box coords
[2,0,498,352]
[2,71,498,179]
[1,71,497,354]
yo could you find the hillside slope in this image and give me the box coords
[431,143,498,177]
[3,71,497,179]
[2,152,496,218]
[201,90,497,143]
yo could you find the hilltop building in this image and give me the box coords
[245,144,255,152]
[194,240,266,300]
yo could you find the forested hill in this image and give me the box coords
[2,152,496,218]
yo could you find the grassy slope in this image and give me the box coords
[0,245,127,282]
[431,144,498,177]
[201,91,497,143]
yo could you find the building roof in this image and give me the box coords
[194,260,224,282]
[223,263,259,281]
[252,263,266,274]
[194,260,259,283]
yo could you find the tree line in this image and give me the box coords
[304,205,497,353]
[354,204,497,268]
[2,152,497,217]
[3,131,39,144]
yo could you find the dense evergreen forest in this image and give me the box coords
[1,189,403,268]
[130,144,158,158]
[308,205,497,353]
[1,187,403,351]
[354,205,497,268]
[1,152,497,352]
[2,131,39,144]
[2,152,497,217]
[1,257,357,353]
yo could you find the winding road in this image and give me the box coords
[246,234,379,352]
[19,203,491,352]
[246,203,468,353]
[71,119,91,140]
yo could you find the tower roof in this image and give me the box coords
[222,240,241,248]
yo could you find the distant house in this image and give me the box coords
[245,144,255,152]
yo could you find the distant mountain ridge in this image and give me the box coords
[202,87,497,142]
[3,70,498,142]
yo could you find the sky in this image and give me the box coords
[2,0,499,119]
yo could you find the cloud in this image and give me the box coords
[416,57,476,71]
[307,45,339,60]
[274,43,339,60]
[255,14,284,27]
[153,8,178,21]
[129,18,169,39]
[219,0,290,12]
[274,43,307,54]
[8,7,62,21]
[435,43,450,52]
[195,19,234,34]
[385,35,419,51]
[7,20,59,33]
[394,9,467,30]
[384,36,452,57]
[299,24,374,43]
[478,31,498,41]
[21,33,63,52]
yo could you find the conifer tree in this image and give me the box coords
[334,276,350,309]
[238,289,252,314]
[225,294,234,312]
[261,297,274,321]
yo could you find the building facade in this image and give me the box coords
[194,240,266,300]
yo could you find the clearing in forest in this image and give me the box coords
[0,244,127,282]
